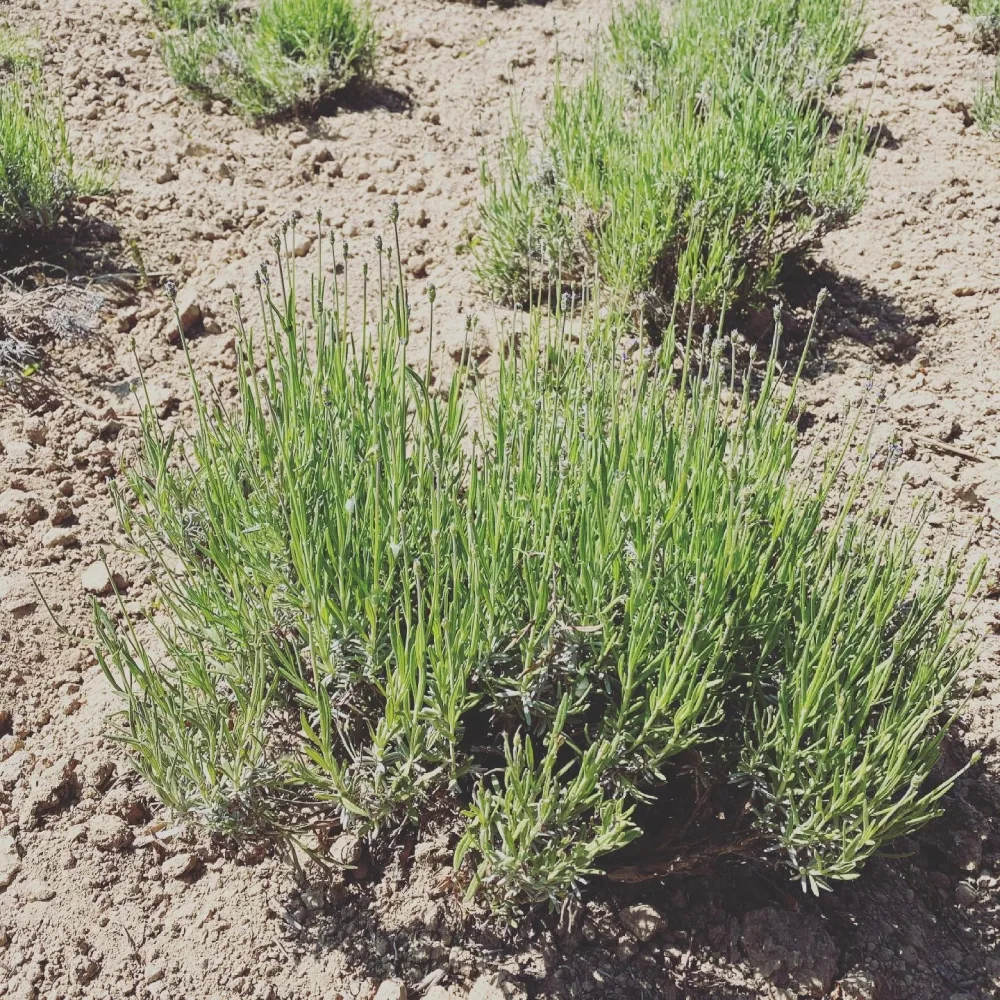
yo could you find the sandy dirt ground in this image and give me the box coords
[1,0,1000,998]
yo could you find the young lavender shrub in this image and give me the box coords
[0,71,105,235]
[476,0,869,317]
[974,59,1000,136]
[96,225,978,912]
[0,23,41,72]
[955,0,1000,52]
[148,0,377,118]
[145,0,229,29]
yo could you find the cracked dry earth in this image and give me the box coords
[2,0,1000,998]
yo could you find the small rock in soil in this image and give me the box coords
[100,785,146,824]
[175,284,201,335]
[0,834,22,888]
[620,903,667,942]
[19,879,56,902]
[467,977,505,1000]
[955,881,978,906]
[291,233,315,258]
[331,833,362,868]
[19,758,78,829]
[41,527,79,549]
[299,886,324,909]
[373,981,407,1000]
[740,907,838,998]
[0,489,46,526]
[81,562,128,596]
[21,416,46,446]
[837,969,877,1000]
[0,573,38,618]
[161,852,200,880]
[87,814,133,851]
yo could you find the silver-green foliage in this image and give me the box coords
[975,60,1000,136]
[150,0,377,118]
[0,72,104,232]
[956,0,1000,51]
[476,0,869,314]
[97,226,977,910]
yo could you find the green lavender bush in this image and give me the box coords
[95,223,978,912]
[955,0,1000,51]
[476,0,869,316]
[0,71,104,233]
[975,60,1000,135]
[148,0,377,118]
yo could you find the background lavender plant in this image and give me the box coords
[148,0,378,118]
[0,53,105,235]
[476,0,869,316]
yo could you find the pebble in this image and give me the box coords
[20,758,78,829]
[955,881,978,907]
[41,527,80,549]
[21,416,46,446]
[467,978,505,1000]
[373,981,406,1000]
[299,886,324,910]
[0,489,46,526]
[620,903,667,942]
[291,234,315,258]
[0,573,38,617]
[87,814,133,851]
[175,284,201,334]
[331,833,362,868]
[0,835,22,889]
[20,880,56,902]
[404,171,427,193]
[161,852,199,880]
[81,562,128,596]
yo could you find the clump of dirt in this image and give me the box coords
[1,0,1000,997]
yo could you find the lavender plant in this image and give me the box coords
[0,70,105,234]
[955,0,1000,52]
[476,0,869,316]
[95,221,979,912]
[975,59,1000,136]
[149,0,377,118]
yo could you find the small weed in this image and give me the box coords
[476,0,869,317]
[96,221,979,913]
[149,0,378,118]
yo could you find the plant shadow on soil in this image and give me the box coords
[324,81,414,116]
[776,256,936,372]
[241,734,1000,1000]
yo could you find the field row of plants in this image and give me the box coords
[86,0,986,915]
[2,0,997,252]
